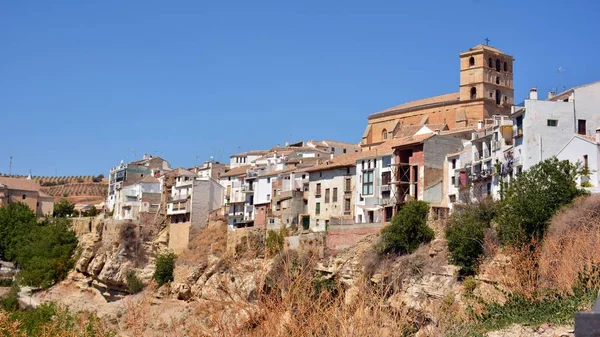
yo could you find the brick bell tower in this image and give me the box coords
[458,43,514,125]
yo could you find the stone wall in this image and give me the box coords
[169,222,191,254]
[285,232,326,258]
[325,223,383,252]
[226,227,265,257]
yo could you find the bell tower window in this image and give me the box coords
[495,89,501,105]
[495,59,501,72]
[382,129,388,140]
[504,62,508,71]
[488,57,493,68]
[470,87,477,100]
[469,57,475,67]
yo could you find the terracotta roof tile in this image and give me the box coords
[220,165,252,178]
[368,92,460,120]
[0,177,42,192]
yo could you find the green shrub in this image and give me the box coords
[53,199,75,217]
[265,230,284,257]
[153,251,176,286]
[495,157,586,245]
[446,200,496,275]
[378,200,434,255]
[462,276,477,295]
[126,270,144,294]
[0,278,13,287]
[0,284,20,311]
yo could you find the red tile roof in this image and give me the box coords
[0,177,42,192]
[368,92,460,120]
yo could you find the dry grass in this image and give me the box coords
[539,194,600,293]
[177,221,228,267]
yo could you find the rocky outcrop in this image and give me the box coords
[73,218,167,291]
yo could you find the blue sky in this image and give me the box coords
[2,0,599,176]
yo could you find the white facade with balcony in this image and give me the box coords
[354,153,395,224]
[113,178,161,220]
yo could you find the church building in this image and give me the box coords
[362,44,514,147]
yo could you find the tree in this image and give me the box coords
[378,200,434,254]
[53,199,75,217]
[15,217,78,288]
[0,203,36,260]
[153,251,176,286]
[446,198,496,275]
[82,206,99,217]
[495,157,586,245]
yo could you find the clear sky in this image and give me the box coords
[2,0,599,176]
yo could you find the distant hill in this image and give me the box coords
[0,174,108,204]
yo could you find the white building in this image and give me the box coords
[306,154,357,231]
[166,172,224,227]
[353,144,395,224]
[191,161,228,180]
[229,150,269,169]
[219,166,252,227]
[513,82,600,171]
[557,129,600,190]
[306,139,361,157]
[113,175,162,220]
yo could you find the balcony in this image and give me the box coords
[241,185,254,193]
[167,200,190,215]
[175,179,194,188]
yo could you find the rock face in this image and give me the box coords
[74,218,165,291]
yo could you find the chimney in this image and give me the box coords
[477,120,484,129]
[529,88,538,100]
[596,128,600,144]
[143,153,148,159]
[285,141,289,147]
[548,91,556,99]
[433,129,440,135]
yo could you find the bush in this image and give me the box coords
[126,270,144,294]
[16,217,78,288]
[495,157,586,245]
[153,251,176,286]
[446,199,496,275]
[265,230,284,257]
[378,200,434,255]
[462,276,477,295]
[53,199,75,217]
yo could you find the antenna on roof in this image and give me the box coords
[8,156,12,175]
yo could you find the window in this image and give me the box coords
[547,119,558,127]
[382,156,391,167]
[267,177,271,183]
[36,202,40,207]
[331,147,335,153]
[267,194,271,201]
[333,188,338,202]
[452,159,456,169]
[504,62,508,71]
[344,198,351,213]
[487,183,492,195]
[361,161,365,170]
[495,59,501,72]
[358,214,363,223]
[451,176,455,185]
[584,155,589,171]
[22,194,26,200]
[381,171,391,185]
[578,119,587,135]
[343,149,347,154]
[325,188,330,203]
[345,178,352,192]
[496,76,500,85]
[495,89,501,105]
[470,87,477,100]
[316,202,321,215]
[382,128,388,140]
[316,183,322,196]
[469,56,475,67]
[362,170,374,195]
[488,57,493,68]
[449,195,456,203]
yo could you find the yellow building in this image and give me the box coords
[0,177,54,216]
[362,44,514,147]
